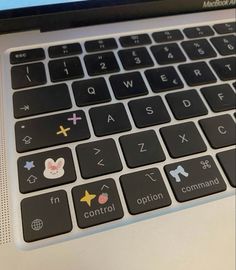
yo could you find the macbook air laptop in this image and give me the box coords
[0,1,235,269]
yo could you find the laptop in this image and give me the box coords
[0,1,235,269]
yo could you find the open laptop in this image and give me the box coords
[0,1,235,269]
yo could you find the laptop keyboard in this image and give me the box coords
[8,21,236,244]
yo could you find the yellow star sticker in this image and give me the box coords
[80,190,96,207]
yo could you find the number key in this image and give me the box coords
[210,35,236,56]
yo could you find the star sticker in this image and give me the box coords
[80,190,96,207]
[24,161,35,171]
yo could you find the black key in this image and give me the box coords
[13,84,72,118]
[72,179,124,228]
[152,30,184,43]
[15,110,90,153]
[213,22,236,34]
[10,48,45,64]
[129,96,171,128]
[18,148,76,193]
[160,122,207,158]
[21,190,72,242]
[72,78,111,107]
[84,52,120,76]
[11,62,47,90]
[210,35,236,56]
[85,38,117,52]
[89,103,131,136]
[118,47,154,70]
[210,57,236,81]
[119,34,152,47]
[165,156,226,202]
[217,149,236,188]
[166,90,208,120]
[201,84,236,112]
[145,66,183,93]
[199,115,236,149]
[76,139,122,179]
[119,130,165,168]
[109,72,148,99]
[151,43,186,65]
[181,39,217,60]
[48,43,82,58]
[120,168,171,215]
[183,26,214,38]
[48,57,84,82]
[179,62,217,86]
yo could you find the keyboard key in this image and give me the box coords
[119,34,152,47]
[210,57,236,81]
[48,43,82,58]
[213,22,236,34]
[21,190,72,242]
[11,62,47,90]
[13,84,72,118]
[72,78,111,107]
[183,26,214,38]
[151,43,186,65]
[165,156,226,202]
[15,110,90,153]
[10,48,45,64]
[201,84,236,112]
[18,148,76,193]
[119,130,165,168]
[129,96,170,128]
[152,30,184,43]
[72,179,124,228]
[120,168,171,215]
[118,47,154,70]
[145,66,183,93]
[217,149,236,187]
[179,62,216,86]
[210,35,236,56]
[89,103,131,136]
[48,57,84,82]
[199,115,236,149]
[160,122,207,158]
[109,72,148,99]
[166,90,208,120]
[181,39,217,60]
[84,52,120,76]
[85,38,118,52]
[76,139,122,179]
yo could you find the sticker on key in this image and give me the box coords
[43,158,65,179]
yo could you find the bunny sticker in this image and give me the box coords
[43,158,65,179]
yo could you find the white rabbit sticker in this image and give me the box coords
[43,158,65,179]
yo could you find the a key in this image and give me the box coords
[210,57,236,81]
[85,38,117,52]
[72,179,124,228]
[120,168,171,215]
[72,78,111,107]
[89,103,131,136]
[213,22,236,34]
[164,156,226,202]
[119,34,152,47]
[166,90,208,120]
[151,43,186,65]
[10,48,45,64]
[76,139,122,179]
[160,122,207,158]
[129,96,170,128]
[152,30,184,43]
[13,84,72,118]
[145,66,183,93]
[118,47,154,70]
[199,114,236,149]
[119,130,165,168]
[15,110,90,153]
[18,148,76,193]
[11,62,47,90]
[210,35,236,56]
[21,190,72,242]
[201,84,236,112]
[109,72,148,99]
[48,57,84,82]
[48,43,82,58]
[179,62,216,86]
[183,26,214,38]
